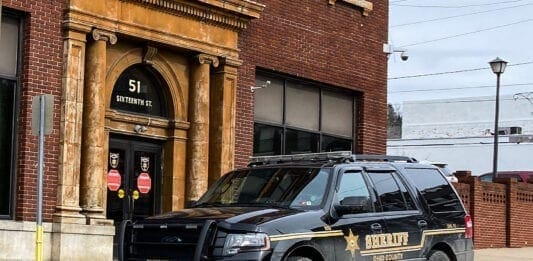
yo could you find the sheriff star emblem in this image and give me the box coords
[344,229,360,258]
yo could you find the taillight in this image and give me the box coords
[464,214,473,239]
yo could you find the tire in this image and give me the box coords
[427,250,450,261]
[118,220,132,261]
[286,256,313,261]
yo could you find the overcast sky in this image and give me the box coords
[387,0,533,106]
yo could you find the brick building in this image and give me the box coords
[0,0,387,259]
[237,0,388,168]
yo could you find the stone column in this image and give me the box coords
[53,28,89,224]
[186,54,219,203]
[208,58,240,186]
[162,130,188,212]
[80,29,117,224]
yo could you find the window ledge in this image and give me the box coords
[328,0,373,16]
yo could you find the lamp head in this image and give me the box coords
[400,51,409,61]
[489,57,508,74]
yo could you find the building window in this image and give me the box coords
[0,11,21,218]
[253,72,355,156]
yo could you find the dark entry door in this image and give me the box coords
[106,136,162,223]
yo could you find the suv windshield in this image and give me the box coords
[195,167,331,209]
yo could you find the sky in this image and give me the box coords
[387,0,533,106]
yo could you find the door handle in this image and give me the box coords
[370,223,382,233]
[418,220,428,229]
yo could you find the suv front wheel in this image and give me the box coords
[427,250,450,261]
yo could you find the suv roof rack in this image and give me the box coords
[249,151,354,166]
[248,152,417,166]
[353,154,418,163]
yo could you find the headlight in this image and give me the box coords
[222,233,270,256]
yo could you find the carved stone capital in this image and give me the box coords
[195,54,220,68]
[143,46,158,65]
[91,29,117,45]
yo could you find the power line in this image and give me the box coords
[393,97,520,105]
[388,97,522,108]
[391,0,524,8]
[388,61,533,80]
[390,3,533,28]
[389,83,533,93]
[398,18,533,48]
[388,67,488,80]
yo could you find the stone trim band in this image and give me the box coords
[123,0,259,30]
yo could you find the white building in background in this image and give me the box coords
[387,95,533,175]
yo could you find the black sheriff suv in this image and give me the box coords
[119,152,474,261]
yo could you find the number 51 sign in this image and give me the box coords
[128,79,142,94]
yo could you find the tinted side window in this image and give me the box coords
[336,171,373,213]
[396,174,416,210]
[368,172,415,212]
[404,168,463,212]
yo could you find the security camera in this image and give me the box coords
[400,51,409,61]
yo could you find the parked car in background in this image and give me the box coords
[419,161,458,183]
[478,171,533,183]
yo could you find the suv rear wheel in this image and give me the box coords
[286,256,312,261]
[427,250,450,261]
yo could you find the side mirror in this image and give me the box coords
[187,200,198,208]
[334,196,370,216]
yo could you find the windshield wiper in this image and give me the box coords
[193,202,226,208]
[227,202,290,208]
[195,201,291,209]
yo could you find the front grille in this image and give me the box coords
[128,222,216,260]
[211,230,227,257]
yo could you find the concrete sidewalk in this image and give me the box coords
[474,247,533,260]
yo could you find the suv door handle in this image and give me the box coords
[418,220,428,229]
[370,223,382,233]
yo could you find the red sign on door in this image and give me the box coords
[107,169,121,191]
[137,172,152,194]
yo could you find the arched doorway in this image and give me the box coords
[106,64,169,223]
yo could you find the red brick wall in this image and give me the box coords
[2,1,63,221]
[510,183,533,247]
[475,182,507,248]
[236,0,389,167]
[454,173,533,249]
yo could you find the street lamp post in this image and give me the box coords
[489,57,508,179]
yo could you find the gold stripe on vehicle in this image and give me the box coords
[270,230,344,242]
[268,227,465,253]
[360,228,466,256]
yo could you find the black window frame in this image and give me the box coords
[0,9,23,219]
[334,168,377,214]
[253,70,356,156]
[366,171,417,212]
